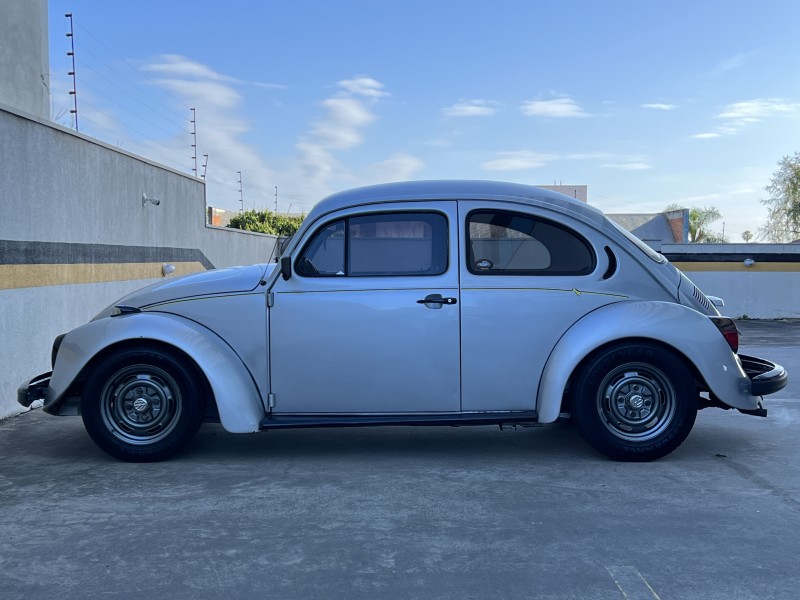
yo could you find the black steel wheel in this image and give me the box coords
[81,346,205,462]
[571,342,697,461]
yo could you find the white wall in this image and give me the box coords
[0,106,279,419]
[663,243,800,319]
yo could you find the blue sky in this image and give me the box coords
[47,1,800,240]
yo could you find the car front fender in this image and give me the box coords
[47,312,265,433]
[536,301,758,423]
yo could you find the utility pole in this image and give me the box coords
[190,108,198,176]
[65,13,79,131]
[274,186,278,213]
[238,171,244,213]
[201,154,209,179]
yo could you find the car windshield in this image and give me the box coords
[607,218,666,263]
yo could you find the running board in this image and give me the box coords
[259,411,539,430]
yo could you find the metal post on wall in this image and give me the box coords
[238,171,244,213]
[190,108,198,176]
[65,13,79,131]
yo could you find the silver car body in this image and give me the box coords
[39,180,767,432]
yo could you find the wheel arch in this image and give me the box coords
[46,312,265,432]
[560,337,705,414]
[71,339,220,423]
[536,300,756,423]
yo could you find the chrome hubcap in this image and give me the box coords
[133,396,150,413]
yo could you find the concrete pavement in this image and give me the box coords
[1,320,798,599]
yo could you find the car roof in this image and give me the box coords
[307,180,606,226]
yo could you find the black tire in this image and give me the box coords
[570,342,697,461]
[81,346,205,462]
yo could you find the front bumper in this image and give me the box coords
[17,372,52,408]
[740,354,788,397]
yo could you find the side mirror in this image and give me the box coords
[280,256,292,280]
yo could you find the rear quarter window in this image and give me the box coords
[467,210,595,275]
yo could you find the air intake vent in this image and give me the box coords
[692,285,711,311]
[602,247,617,280]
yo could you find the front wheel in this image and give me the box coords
[81,347,205,462]
[570,343,697,461]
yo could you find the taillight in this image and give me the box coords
[710,317,739,353]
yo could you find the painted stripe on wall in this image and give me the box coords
[672,261,800,272]
[664,252,800,263]
[0,239,216,290]
[0,262,206,290]
[0,239,215,269]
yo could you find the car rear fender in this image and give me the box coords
[47,312,265,432]
[536,301,758,423]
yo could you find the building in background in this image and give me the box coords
[537,185,688,247]
[607,208,689,248]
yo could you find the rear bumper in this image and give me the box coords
[740,354,788,397]
[17,372,52,408]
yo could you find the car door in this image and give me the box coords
[269,202,461,414]
[458,201,619,412]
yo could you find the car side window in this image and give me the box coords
[296,212,448,277]
[467,210,595,275]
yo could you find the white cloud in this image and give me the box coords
[481,150,651,172]
[291,79,385,196]
[311,97,377,149]
[601,162,652,171]
[289,76,424,205]
[144,54,233,81]
[481,151,557,171]
[155,78,242,110]
[643,103,677,111]
[692,97,800,139]
[520,96,587,118]
[443,99,496,117]
[337,76,389,98]
[359,153,425,185]
[716,98,800,122]
[144,54,286,89]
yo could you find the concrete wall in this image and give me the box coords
[0,105,279,419]
[0,0,49,119]
[663,243,800,319]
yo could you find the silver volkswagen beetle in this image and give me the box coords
[18,181,787,462]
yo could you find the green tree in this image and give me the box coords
[664,204,727,243]
[227,209,305,237]
[759,152,800,242]
[741,230,754,243]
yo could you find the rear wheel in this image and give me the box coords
[81,347,204,462]
[571,343,697,461]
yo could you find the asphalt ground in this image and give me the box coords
[1,320,799,600]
